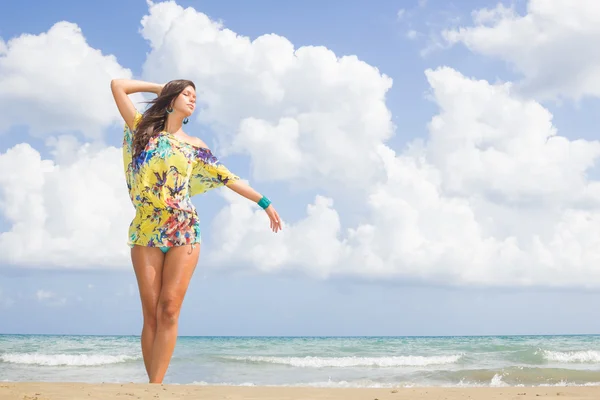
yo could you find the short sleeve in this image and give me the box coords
[122,111,143,200]
[132,112,143,130]
[189,148,240,196]
[123,111,143,151]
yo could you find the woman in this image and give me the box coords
[110,78,282,384]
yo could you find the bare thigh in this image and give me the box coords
[131,246,165,322]
[158,245,201,317]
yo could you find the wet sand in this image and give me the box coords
[2,382,600,400]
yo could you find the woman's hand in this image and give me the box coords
[111,79,164,129]
[224,180,282,233]
[265,205,282,233]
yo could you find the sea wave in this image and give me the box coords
[435,367,600,387]
[190,375,600,388]
[0,352,139,366]
[220,354,463,367]
[543,350,600,363]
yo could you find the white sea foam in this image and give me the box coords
[191,380,410,388]
[490,374,509,387]
[190,379,600,389]
[0,353,138,366]
[222,354,463,367]
[543,350,600,363]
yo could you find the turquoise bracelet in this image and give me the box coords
[257,196,271,209]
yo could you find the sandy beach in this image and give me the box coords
[2,383,600,400]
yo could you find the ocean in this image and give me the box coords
[1,335,600,387]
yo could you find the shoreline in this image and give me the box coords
[2,383,600,400]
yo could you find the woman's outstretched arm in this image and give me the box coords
[110,79,163,131]
[226,180,283,233]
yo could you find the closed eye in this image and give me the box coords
[184,92,196,101]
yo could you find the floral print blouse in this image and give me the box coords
[122,111,239,248]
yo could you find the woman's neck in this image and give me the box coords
[164,115,183,134]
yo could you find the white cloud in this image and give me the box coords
[0,140,133,268]
[140,1,394,191]
[209,188,347,279]
[208,67,600,288]
[36,290,54,301]
[424,67,600,204]
[0,21,136,137]
[397,9,406,19]
[442,0,600,100]
[407,30,418,40]
[35,289,66,306]
[3,1,600,290]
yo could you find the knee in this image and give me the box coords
[143,310,158,329]
[157,296,181,326]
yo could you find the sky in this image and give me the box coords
[1,0,600,336]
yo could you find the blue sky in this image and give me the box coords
[2,0,600,336]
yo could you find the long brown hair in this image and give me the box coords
[133,79,196,162]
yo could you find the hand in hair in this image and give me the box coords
[110,79,163,131]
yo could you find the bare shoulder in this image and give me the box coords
[184,134,209,149]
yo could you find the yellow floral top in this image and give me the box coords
[122,111,239,248]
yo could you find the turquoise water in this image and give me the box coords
[2,335,600,387]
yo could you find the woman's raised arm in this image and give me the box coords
[110,79,163,131]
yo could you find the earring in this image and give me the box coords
[166,107,174,114]
[183,117,189,125]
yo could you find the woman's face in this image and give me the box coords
[173,85,196,117]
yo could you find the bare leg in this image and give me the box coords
[149,244,200,384]
[131,246,165,379]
